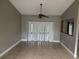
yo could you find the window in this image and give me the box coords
[61,19,74,36]
[68,22,74,36]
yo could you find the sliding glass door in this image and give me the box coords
[28,22,54,42]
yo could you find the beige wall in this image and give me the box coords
[0,0,21,54]
[61,0,79,56]
[21,15,61,42]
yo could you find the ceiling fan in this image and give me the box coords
[38,2,49,18]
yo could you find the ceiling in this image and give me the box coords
[9,0,75,16]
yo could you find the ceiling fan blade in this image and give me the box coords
[38,14,42,18]
[38,14,49,18]
[42,14,49,18]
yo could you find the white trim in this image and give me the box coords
[21,39,60,43]
[74,33,78,58]
[74,53,77,58]
[74,5,79,58]
[49,41,60,43]
[21,39,27,41]
[0,40,21,58]
[60,43,75,58]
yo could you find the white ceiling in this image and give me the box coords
[9,0,75,16]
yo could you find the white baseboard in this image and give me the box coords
[21,39,27,41]
[51,41,60,43]
[60,43,76,58]
[0,40,21,58]
[21,39,60,43]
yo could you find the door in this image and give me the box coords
[28,22,55,42]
